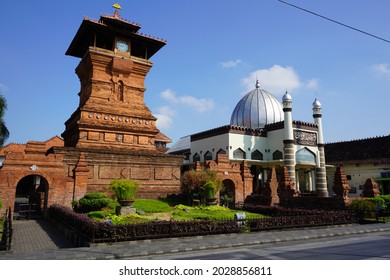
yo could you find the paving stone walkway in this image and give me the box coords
[5,219,73,253]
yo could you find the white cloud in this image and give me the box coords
[160,89,178,103]
[242,65,302,96]
[306,79,319,90]
[154,106,176,130]
[221,59,242,68]
[371,63,390,78]
[0,83,9,93]
[160,89,214,112]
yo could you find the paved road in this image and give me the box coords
[137,231,390,260]
[1,219,390,260]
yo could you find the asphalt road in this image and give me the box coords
[135,231,390,260]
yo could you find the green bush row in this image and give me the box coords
[367,195,390,210]
[347,195,390,220]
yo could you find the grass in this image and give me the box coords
[132,199,172,213]
[171,204,266,221]
[87,199,267,225]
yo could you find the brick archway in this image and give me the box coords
[14,175,48,219]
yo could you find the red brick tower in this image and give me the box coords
[62,10,166,151]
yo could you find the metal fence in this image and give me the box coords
[0,207,13,251]
[49,209,359,245]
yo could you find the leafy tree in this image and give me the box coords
[0,95,9,147]
[181,168,222,204]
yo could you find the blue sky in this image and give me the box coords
[1,0,389,147]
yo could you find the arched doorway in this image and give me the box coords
[14,175,48,219]
[221,179,235,208]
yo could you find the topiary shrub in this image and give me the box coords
[74,192,113,213]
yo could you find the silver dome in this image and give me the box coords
[230,81,284,128]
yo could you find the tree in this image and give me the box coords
[181,168,222,204]
[0,95,9,147]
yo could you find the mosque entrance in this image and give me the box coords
[14,175,48,219]
[296,168,316,195]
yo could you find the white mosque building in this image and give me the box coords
[168,80,329,204]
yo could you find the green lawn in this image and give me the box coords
[87,199,266,225]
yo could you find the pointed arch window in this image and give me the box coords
[273,150,283,160]
[217,149,226,155]
[193,153,200,162]
[204,151,213,161]
[251,150,263,160]
[233,148,246,159]
[296,148,316,164]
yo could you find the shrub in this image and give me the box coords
[48,204,97,238]
[0,198,2,209]
[203,180,216,199]
[368,195,390,210]
[347,199,376,219]
[83,192,108,200]
[74,192,113,213]
[181,169,222,204]
[107,179,140,200]
[87,210,114,220]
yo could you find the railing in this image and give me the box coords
[0,207,13,251]
[48,205,359,246]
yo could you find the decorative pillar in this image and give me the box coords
[73,152,89,201]
[240,160,254,201]
[332,166,351,199]
[361,178,381,197]
[265,167,280,206]
[282,91,296,184]
[278,166,298,206]
[312,98,329,197]
[308,171,314,192]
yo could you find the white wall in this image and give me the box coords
[326,163,390,197]
[190,133,230,163]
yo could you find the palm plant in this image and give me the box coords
[0,95,9,147]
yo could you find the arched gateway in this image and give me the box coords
[14,175,48,219]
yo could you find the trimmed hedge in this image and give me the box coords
[73,192,114,213]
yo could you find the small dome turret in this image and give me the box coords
[282,91,292,102]
[312,98,322,109]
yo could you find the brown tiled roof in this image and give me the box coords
[155,132,172,143]
[325,135,390,164]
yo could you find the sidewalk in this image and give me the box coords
[1,219,390,260]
